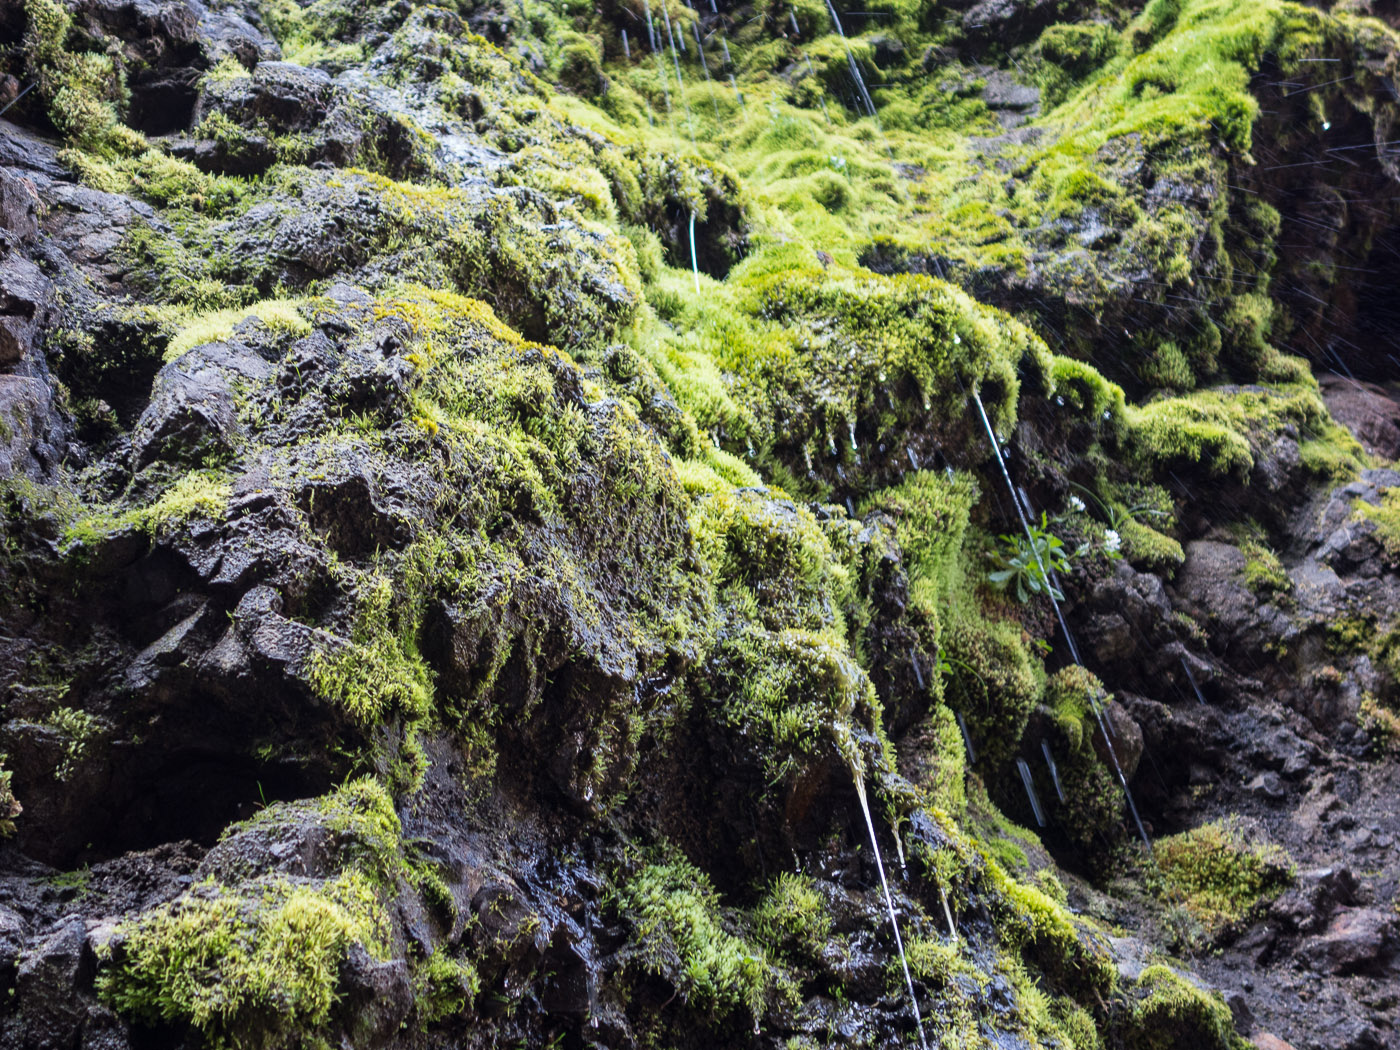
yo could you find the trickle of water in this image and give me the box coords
[688,212,701,294]
[971,387,1152,853]
[852,772,929,1050]
[1017,758,1046,827]
[789,7,801,37]
[1042,740,1065,803]
[690,21,722,118]
[910,646,924,691]
[622,28,631,60]
[663,12,695,142]
[939,886,958,942]
[822,0,876,117]
[642,0,658,51]
[1181,655,1207,705]
[956,711,976,763]
[907,447,919,470]
[846,496,856,517]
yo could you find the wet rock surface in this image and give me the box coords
[0,0,1398,1049]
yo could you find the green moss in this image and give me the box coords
[1153,818,1293,937]
[0,755,19,837]
[988,858,1117,1001]
[1356,488,1400,562]
[621,857,774,1018]
[753,872,832,961]
[41,706,102,782]
[1123,965,1248,1050]
[164,300,313,363]
[98,870,388,1050]
[1116,516,1185,574]
[1239,536,1291,598]
[414,950,480,1025]
[303,574,434,727]
[21,0,145,156]
[63,471,233,550]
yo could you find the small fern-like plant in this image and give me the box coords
[987,515,1081,603]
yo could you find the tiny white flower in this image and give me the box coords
[1104,529,1122,553]
[1069,495,1086,513]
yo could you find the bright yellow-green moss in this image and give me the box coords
[304,574,434,726]
[1124,965,1249,1050]
[1356,488,1400,561]
[753,872,832,961]
[414,950,480,1025]
[1117,516,1185,573]
[98,871,388,1050]
[63,471,232,549]
[622,857,775,1018]
[165,300,313,363]
[987,858,1117,1001]
[1153,818,1293,936]
[1240,536,1291,597]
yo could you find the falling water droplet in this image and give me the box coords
[848,421,858,452]
[1041,740,1065,803]
[907,447,920,470]
[1017,758,1047,827]
[956,711,976,763]
[1181,655,1207,705]
[688,211,701,294]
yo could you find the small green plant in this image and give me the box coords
[987,514,1082,603]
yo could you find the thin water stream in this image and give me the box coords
[970,388,1153,853]
[852,772,929,1050]
[688,212,701,293]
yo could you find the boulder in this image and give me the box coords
[1319,373,1400,460]
[1295,907,1396,975]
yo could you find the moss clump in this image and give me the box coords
[98,870,388,1050]
[621,857,774,1018]
[1116,516,1184,574]
[303,574,434,728]
[1153,818,1293,937]
[1123,965,1248,1050]
[164,300,313,363]
[753,873,832,961]
[414,950,480,1025]
[988,858,1117,1002]
[0,756,19,837]
[1356,488,1400,562]
[62,471,233,550]
[20,0,146,156]
[1040,666,1124,853]
[1239,536,1291,598]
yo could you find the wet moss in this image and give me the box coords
[620,856,776,1018]
[1152,818,1294,937]
[1123,965,1249,1050]
[753,872,832,962]
[98,870,389,1050]
[1355,488,1400,562]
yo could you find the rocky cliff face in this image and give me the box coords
[0,1,1398,1048]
